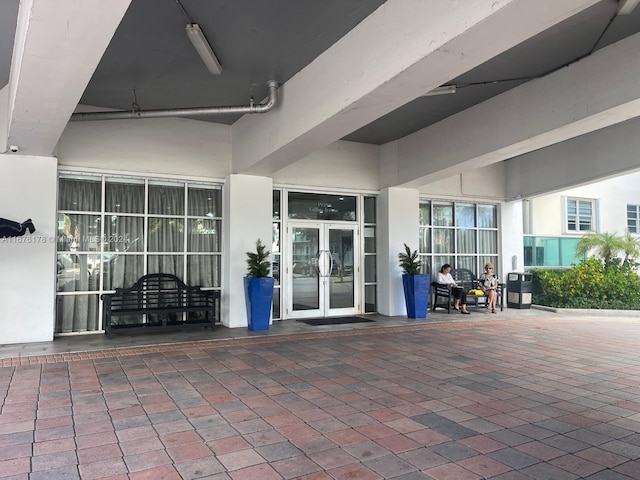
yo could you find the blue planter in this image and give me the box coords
[402,274,430,319]
[244,276,275,331]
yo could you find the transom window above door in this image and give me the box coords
[288,192,357,221]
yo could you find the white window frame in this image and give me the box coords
[628,204,640,234]
[563,196,597,234]
[418,199,500,277]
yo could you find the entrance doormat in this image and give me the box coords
[296,316,375,326]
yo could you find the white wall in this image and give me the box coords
[0,154,57,344]
[420,163,506,200]
[272,140,379,190]
[0,86,8,153]
[58,122,383,193]
[530,195,563,235]
[57,118,231,179]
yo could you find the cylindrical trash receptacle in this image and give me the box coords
[507,272,532,309]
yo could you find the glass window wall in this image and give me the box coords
[56,174,222,334]
[420,200,499,278]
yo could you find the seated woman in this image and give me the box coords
[479,262,499,313]
[437,264,470,314]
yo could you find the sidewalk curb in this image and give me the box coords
[532,304,640,317]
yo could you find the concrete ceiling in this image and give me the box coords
[1,0,639,155]
[345,0,640,144]
[77,0,388,124]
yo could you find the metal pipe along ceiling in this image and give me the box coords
[70,80,278,121]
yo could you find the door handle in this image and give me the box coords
[318,250,331,277]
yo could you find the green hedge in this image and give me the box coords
[530,258,640,309]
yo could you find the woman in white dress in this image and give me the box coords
[479,262,499,313]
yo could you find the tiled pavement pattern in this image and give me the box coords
[2,316,640,479]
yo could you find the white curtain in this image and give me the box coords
[57,179,101,332]
[186,187,220,288]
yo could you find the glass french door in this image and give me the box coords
[286,222,359,318]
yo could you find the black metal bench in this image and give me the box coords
[101,273,220,337]
[431,268,504,313]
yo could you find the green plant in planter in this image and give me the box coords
[244,239,274,331]
[398,243,429,319]
[398,243,422,275]
[246,239,271,277]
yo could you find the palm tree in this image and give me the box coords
[575,232,626,270]
[621,230,640,267]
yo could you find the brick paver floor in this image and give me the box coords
[2,316,640,479]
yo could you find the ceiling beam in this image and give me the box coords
[505,116,640,199]
[394,31,640,188]
[3,0,131,156]
[231,0,599,177]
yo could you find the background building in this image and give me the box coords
[524,171,640,268]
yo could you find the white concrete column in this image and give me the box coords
[6,0,131,156]
[0,86,8,153]
[377,187,420,316]
[500,200,524,281]
[222,174,273,328]
[0,154,57,344]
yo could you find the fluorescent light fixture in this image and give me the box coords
[617,0,640,14]
[185,23,223,75]
[421,85,457,97]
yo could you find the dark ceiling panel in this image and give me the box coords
[79,0,387,123]
[0,0,19,88]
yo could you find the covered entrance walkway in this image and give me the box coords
[2,311,640,478]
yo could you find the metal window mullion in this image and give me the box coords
[180,183,188,321]
[142,180,149,324]
[430,201,434,275]
[475,204,480,274]
[452,201,457,268]
[184,184,189,283]
[98,175,106,331]
[144,179,149,273]
[273,188,282,319]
